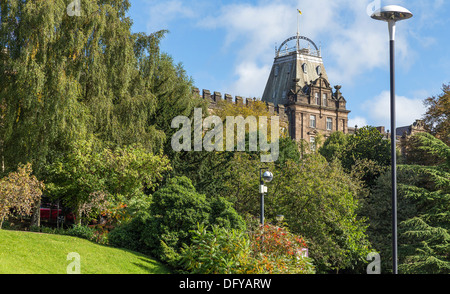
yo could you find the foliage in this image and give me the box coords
[108,211,151,253]
[178,224,253,274]
[0,163,44,229]
[177,223,314,274]
[248,223,315,274]
[110,176,245,263]
[319,127,390,188]
[362,133,450,273]
[0,0,200,177]
[423,83,450,146]
[171,139,370,273]
[142,176,212,260]
[46,139,171,224]
[269,155,371,273]
[319,131,348,162]
[64,224,95,241]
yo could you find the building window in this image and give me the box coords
[323,93,328,107]
[287,63,292,74]
[302,63,307,73]
[315,93,320,105]
[282,90,287,100]
[316,66,321,75]
[310,115,316,128]
[310,136,316,152]
[327,117,333,131]
[274,66,279,77]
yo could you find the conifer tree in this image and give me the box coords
[363,133,450,273]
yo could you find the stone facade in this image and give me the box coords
[262,35,350,147]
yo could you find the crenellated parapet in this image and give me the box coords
[192,87,288,123]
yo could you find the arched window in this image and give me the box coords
[302,63,307,73]
[316,66,321,75]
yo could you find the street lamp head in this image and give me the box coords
[262,171,273,183]
[371,5,413,22]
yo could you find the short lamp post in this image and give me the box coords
[259,168,273,225]
[371,5,413,274]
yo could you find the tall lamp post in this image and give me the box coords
[259,168,273,225]
[371,5,413,274]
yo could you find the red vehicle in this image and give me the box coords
[40,202,75,224]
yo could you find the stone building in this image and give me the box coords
[197,34,350,150]
[262,34,350,149]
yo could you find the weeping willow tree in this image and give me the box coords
[0,0,199,177]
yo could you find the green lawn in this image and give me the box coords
[0,230,171,274]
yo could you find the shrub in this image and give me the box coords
[109,176,245,263]
[209,197,246,231]
[0,163,44,229]
[142,176,212,260]
[65,224,95,240]
[248,224,315,274]
[177,223,315,274]
[108,212,151,253]
[178,224,252,274]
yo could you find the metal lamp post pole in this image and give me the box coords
[260,168,265,225]
[372,6,412,274]
[389,20,398,274]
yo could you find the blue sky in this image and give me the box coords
[127,0,450,129]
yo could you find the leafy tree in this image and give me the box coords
[269,155,371,273]
[0,163,44,229]
[319,131,348,162]
[319,127,390,188]
[46,138,171,224]
[423,83,450,146]
[0,0,200,176]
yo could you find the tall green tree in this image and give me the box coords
[319,127,390,188]
[46,138,171,224]
[269,155,371,273]
[0,0,201,177]
[423,83,450,146]
[362,133,450,273]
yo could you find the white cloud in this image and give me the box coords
[363,90,426,128]
[194,0,416,95]
[143,0,197,33]
[348,117,369,128]
[140,0,420,100]
[230,62,271,98]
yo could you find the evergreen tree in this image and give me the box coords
[362,133,450,273]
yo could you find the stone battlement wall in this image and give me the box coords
[192,87,288,122]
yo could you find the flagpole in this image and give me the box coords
[297,9,301,51]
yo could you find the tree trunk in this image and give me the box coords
[30,199,41,228]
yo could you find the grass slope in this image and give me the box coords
[0,230,170,274]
